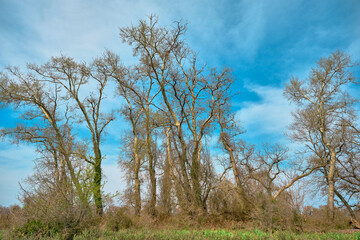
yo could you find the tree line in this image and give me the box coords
[0,16,359,235]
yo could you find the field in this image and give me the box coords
[1,229,360,240]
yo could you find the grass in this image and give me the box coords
[74,229,360,240]
[1,228,360,240]
[76,229,360,240]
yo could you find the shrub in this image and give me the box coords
[303,205,352,231]
[250,192,304,232]
[208,180,249,221]
[104,206,133,231]
[0,205,11,229]
[12,220,59,238]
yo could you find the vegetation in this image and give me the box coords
[0,16,359,239]
[1,228,360,240]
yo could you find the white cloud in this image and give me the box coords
[236,84,295,143]
[1,0,277,70]
[1,0,163,66]
[0,140,126,206]
[102,161,126,205]
[0,168,29,206]
[0,142,38,206]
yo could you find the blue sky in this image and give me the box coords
[0,0,359,206]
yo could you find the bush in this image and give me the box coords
[0,205,11,229]
[249,192,304,232]
[8,186,99,239]
[208,180,249,221]
[303,205,351,231]
[13,220,56,238]
[104,206,133,231]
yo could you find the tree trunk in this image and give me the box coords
[320,109,336,221]
[148,151,156,216]
[165,128,187,211]
[160,128,172,214]
[226,143,242,188]
[59,155,67,186]
[145,113,156,216]
[327,149,336,221]
[218,116,248,214]
[93,147,103,216]
[63,154,89,208]
[190,140,203,211]
[133,135,141,216]
[159,85,193,207]
[218,118,242,189]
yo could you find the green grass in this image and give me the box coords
[73,229,360,240]
[1,229,360,240]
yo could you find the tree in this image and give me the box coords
[0,55,116,216]
[117,75,146,217]
[97,51,161,216]
[26,56,116,216]
[284,50,358,220]
[0,67,89,207]
[0,68,95,236]
[118,16,235,213]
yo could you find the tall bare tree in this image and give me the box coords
[4,56,116,216]
[95,51,161,216]
[0,68,91,206]
[284,50,357,220]
[118,16,236,213]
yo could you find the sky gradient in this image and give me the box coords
[1,0,359,206]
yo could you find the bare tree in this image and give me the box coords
[118,16,235,214]
[0,55,116,216]
[27,56,117,216]
[214,79,255,214]
[0,68,89,207]
[119,81,145,217]
[97,51,161,216]
[284,50,358,220]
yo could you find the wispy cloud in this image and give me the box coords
[163,0,267,64]
[0,142,38,206]
[1,0,161,66]
[236,84,295,144]
[102,162,126,204]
